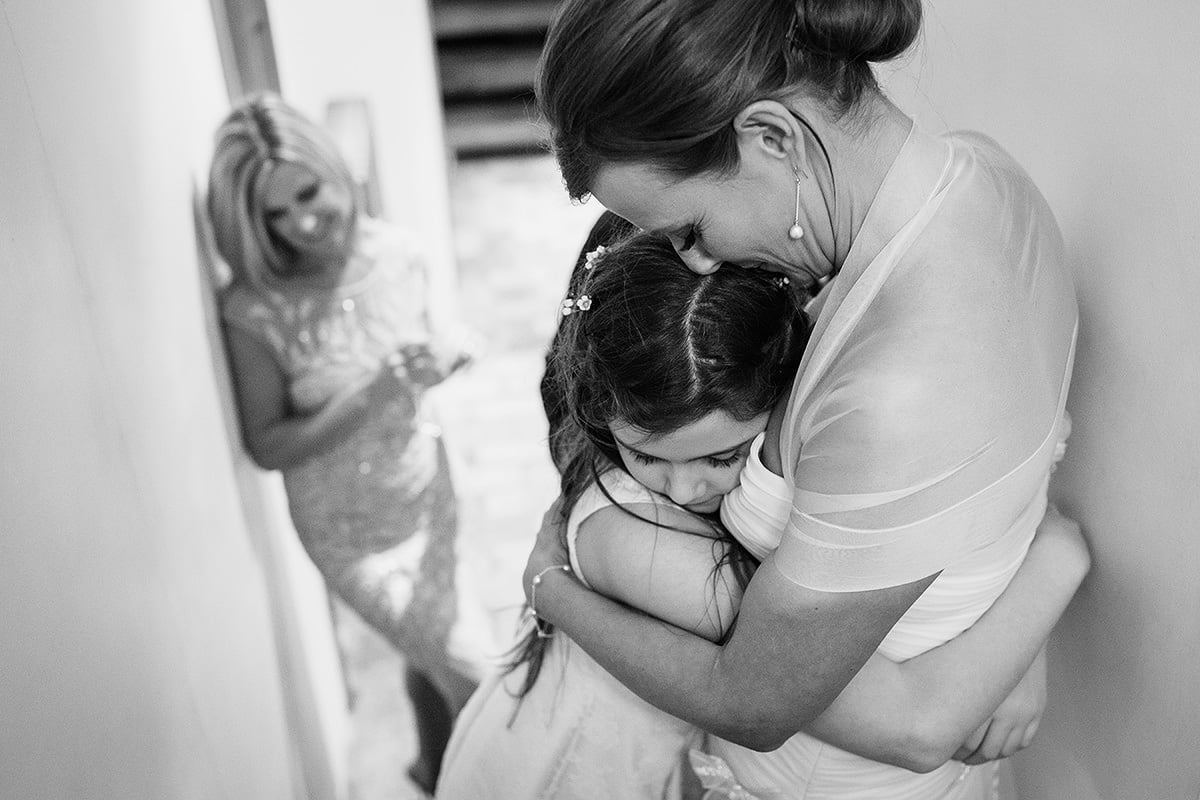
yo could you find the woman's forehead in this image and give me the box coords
[591,163,692,229]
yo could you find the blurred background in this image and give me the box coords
[2,1,1198,799]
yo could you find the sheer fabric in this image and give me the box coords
[709,124,1077,799]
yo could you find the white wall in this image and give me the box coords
[0,0,304,796]
[882,3,1200,797]
[266,0,461,333]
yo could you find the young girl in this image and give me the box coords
[208,93,491,795]
[435,233,1088,799]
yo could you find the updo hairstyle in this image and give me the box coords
[536,0,922,199]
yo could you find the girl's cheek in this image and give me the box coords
[720,469,745,496]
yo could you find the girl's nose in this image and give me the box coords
[675,245,721,275]
[665,471,706,506]
[298,213,319,233]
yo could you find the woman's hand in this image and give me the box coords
[393,342,455,388]
[951,504,1088,765]
[522,498,571,605]
[953,646,1047,764]
[359,356,410,406]
[394,328,483,389]
[1036,503,1092,584]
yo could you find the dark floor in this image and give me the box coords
[336,153,602,800]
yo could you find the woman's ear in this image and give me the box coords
[732,100,808,168]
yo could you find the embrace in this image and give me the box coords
[440,0,1088,798]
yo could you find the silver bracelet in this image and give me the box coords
[528,564,571,639]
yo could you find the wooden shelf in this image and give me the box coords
[433,0,559,40]
[438,39,544,101]
[433,0,555,157]
[445,97,549,158]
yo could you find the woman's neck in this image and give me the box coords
[814,95,913,270]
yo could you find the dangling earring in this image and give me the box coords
[788,165,805,241]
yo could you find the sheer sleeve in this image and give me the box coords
[719,434,791,561]
[772,250,1084,594]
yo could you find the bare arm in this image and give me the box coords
[754,406,1085,767]
[526,500,932,750]
[566,481,1088,769]
[805,505,1088,771]
[573,502,742,643]
[530,503,1086,766]
[223,324,404,470]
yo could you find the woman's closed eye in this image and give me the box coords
[677,223,701,252]
[296,180,321,203]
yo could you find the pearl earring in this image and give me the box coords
[788,166,804,241]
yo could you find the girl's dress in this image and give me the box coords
[435,470,704,800]
[221,218,490,700]
[708,123,1078,799]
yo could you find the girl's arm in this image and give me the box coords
[572,502,742,644]
[573,498,1088,772]
[524,508,928,750]
[759,408,1075,767]
[525,376,1073,751]
[223,324,405,470]
[805,504,1088,771]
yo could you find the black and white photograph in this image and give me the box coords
[2,1,1197,798]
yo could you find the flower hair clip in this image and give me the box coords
[583,244,607,269]
[561,245,605,315]
[561,293,592,316]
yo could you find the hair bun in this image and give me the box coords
[791,0,922,64]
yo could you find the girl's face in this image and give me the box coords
[609,410,769,514]
[261,160,354,271]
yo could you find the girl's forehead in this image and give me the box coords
[610,411,768,459]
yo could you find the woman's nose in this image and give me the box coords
[675,245,721,275]
[298,213,319,233]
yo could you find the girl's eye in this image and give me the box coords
[632,452,660,466]
[706,451,746,469]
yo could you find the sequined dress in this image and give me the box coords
[221,219,489,697]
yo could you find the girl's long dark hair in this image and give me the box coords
[508,231,809,698]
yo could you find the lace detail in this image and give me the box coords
[689,751,782,800]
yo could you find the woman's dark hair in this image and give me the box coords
[537,0,922,199]
[508,232,809,697]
